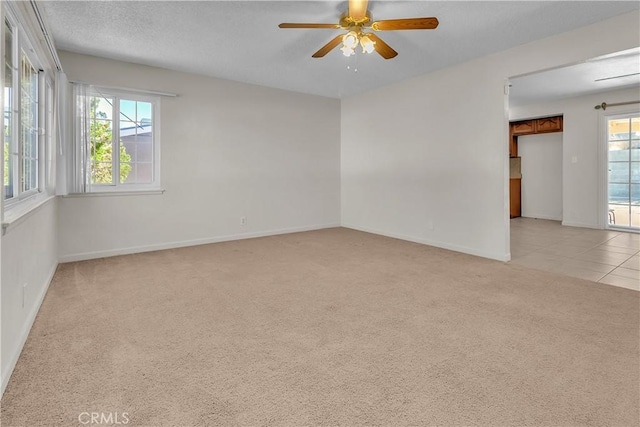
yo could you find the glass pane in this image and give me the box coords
[632,138,640,161]
[90,119,112,183]
[609,162,629,183]
[609,183,629,204]
[22,157,29,191]
[120,99,136,122]
[137,163,152,183]
[20,52,37,193]
[3,20,13,199]
[137,102,152,124]
[92,161,114,184]
[90,96,113,120]
[119,143,132,183]
[632,205,640,228]
[119,120,135,137]
[609,140,629,160]
[631,162,640,184]
[632,184,640,205]
[136,140,152,162]
[29,158,36,190]
[608,204,629,227]
[609,118,631,141]
[120,162,134,184]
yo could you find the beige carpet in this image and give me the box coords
[1,228,638,426]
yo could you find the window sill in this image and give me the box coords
[2,194,57,234]
[62,189,165,198]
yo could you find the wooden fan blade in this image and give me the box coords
[312,35,344,58]
[348,0,369,20]
[279,23,341,29]
[367,33,398,59]
[371,17,439,31]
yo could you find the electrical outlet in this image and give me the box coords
[22,283,27,308]
[240,216,247,226]
[427,220,435,231]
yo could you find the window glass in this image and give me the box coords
[20,52,38,193]
[4,19,14,199]
[86,91,158,190]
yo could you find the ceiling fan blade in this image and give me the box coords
[367,33,398,59]
[371,17,439,31]
[279,23,341,29]
[312,35,344,58]
[348,0,369,20]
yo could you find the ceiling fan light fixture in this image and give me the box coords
[342,31,359,48]
[340,44,356,57]
[341,30,359,56]
[360,34,376,54]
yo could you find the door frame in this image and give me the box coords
[599,107,640,232]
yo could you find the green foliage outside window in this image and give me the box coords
[90,97,131,184]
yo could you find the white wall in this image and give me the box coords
[57,51,341,261]
[518,133,563,220]
[1,198,58,393]
[1,1,60,395]
[510,87,639,228]
[341,11,639,261]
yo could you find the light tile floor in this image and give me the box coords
[510,217,639,291]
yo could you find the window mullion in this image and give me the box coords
[113,96,120,186]
[17,52,23,197]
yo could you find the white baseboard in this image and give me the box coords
[561,220,600,230]
[59,223,341,263]
[522,213,563,221]
[1,262,58,396]
[341,223,510,262]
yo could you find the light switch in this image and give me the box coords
[571,156,578,164]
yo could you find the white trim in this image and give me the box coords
[75,87,162,193]
[1,262,58,396]
[62,189,165,198]
[598,109,608,230]
[521,213,563,221]
[2,194,55,234]
[341,223,510,262]
[58,223,341,263]
[561,220,600,229]
[599,107,640,232]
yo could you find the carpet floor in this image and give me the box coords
[1,228,638,426]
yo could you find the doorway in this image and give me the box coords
[606,113,639,231]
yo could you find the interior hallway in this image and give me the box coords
[510,217,639,290]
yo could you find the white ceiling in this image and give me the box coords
[40,1,640,99]
[510,48,640,107]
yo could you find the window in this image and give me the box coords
[20,51,38,195]
[3,12,51,206]
[4,17,15,200]
[73,85,160,193]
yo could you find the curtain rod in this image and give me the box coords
[594,100,640,110]
[69,80,178,98]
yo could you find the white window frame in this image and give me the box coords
[3,8,48,208]
[81,87,161,193]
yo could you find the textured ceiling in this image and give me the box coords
[40,1,640,99]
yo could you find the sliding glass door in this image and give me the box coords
[607,114,639,230]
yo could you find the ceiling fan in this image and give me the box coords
[278,0,439,59]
